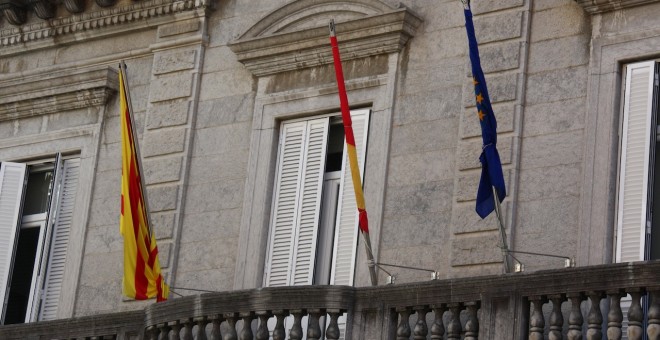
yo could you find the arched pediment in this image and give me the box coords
[229,0,422,77]
[240,0,397,39]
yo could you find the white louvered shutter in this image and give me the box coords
[26,154,62,323]
[39,158,80,321]
[616,61,657,263]
[0,162,27,323]
[616,61,658,339]
[330,109,370,286]
[290,119,329,285]
[265,122,306,287]
[265,118,329,287]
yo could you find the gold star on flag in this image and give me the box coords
[478,110,485,121]
[473,78,479,85]
[476,93,484,105]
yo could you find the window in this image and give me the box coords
[616,61,660,263]
[263,109,370,288]
[0,154,80,324]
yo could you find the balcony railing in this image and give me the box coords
[2,261,660,339]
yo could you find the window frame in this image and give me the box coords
[0,154,80,324]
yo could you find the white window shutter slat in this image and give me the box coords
[265,122,307,287]
[0,162,27,323]
[331,109,370,286]
[291,118,329,286]
[39,158,80,321]
[616,61,657,263]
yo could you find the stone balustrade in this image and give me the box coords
[2,261,660,339]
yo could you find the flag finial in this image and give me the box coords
[461,0,470,10]
[329,19,336,37]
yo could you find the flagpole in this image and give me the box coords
[493,188,510,273]
[329,20,378,287]
[119,61,154,237]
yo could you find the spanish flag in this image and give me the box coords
[119,63,169,302]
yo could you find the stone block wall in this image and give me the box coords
[3,0,653,319]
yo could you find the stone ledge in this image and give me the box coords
[575,0,660,14]
[0,0,211,49]
[0,66,118,121]
[229,7,422,77]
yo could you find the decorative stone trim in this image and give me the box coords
[575,0,660,14]
[0,0,27,25]
[229,1,422,77]
[0,0,211,47]
[0,66,118,121]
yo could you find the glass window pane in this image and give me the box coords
[22,169,53,215]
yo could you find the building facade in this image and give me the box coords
[0,0,659,337]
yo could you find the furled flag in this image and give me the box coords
[119,64,169,301]
[329,20,378,286]
[462,1,507,218]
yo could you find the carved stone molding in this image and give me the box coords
[62,0,85,13]
[575,0,660,14]
[29,0,57,19]
[0,0,211,48]
[0,66,118,121]
[0,0,27,25]
[229,0,422,77]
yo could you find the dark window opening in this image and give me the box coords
[4,227,40,325]
[325,118,345,173]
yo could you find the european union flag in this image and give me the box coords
[463,1,506,219]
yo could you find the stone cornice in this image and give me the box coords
[0,0,211,48]
[229,7,422,77]
[575,0,660,14]
[0,66,118,121]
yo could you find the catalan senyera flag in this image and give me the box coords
[329,22,369,234]
[463,1,507,219]
[119,65,169,302]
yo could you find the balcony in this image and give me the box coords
[2,261,659,339]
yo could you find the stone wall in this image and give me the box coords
[2,0,659,319]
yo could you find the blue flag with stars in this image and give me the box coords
[463,1,506,219]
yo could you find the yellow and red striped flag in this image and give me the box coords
[119,64,169,302]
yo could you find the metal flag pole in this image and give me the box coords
[493,188,511,273]
[329,19,378,286]
[119,61,154,237]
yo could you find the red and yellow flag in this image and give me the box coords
[329,21,368,234]
[119,65,169,302]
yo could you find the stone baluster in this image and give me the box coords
[628,290,644,340]
[194,317,208,340]
[464,302,479,340]
[326,310,341,340]
[396,307,412,340]
[528,296,546,340]
[182,318,194,340]
[413,306,429,340]
[607,291,623,340]
[289,310,304,340]
[170,321,182,340]
[146,325,159,340]
[239,312,254,340]
[586,292,604,340]
[567,293,584,340]
[158,323,170,340]
[255,312,270,340]
[271,310,287,340]
[224,313,239,340]
[548,295,564,340]
[649,290,660,340]
[209,315,223,340]
[307,309,323,340]
[430,305,446,340]
[447,304,463,340]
